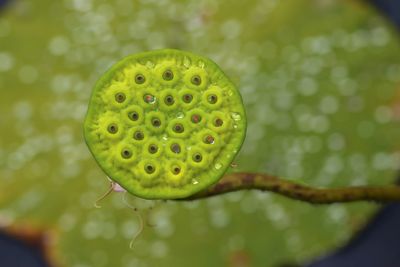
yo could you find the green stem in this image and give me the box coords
[182,172,400,204]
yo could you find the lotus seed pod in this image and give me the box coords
[84,49,246,199]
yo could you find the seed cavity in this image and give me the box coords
[172,166,181,175]
[121,149,132,159]
[162,70,174,81]
[207,94,218,104]
[203,135,215,144]
[191,114,202,123]
[115,92,126,103]
[144,94,155,104]
[214,118,223,127]
[191,75,201,85]
[170,143,181,154]
[182,94,193,103]
[151,117,161,127]
[173,123,184,133]
[128,111,139,121]
[133,130,144,140]
[148,144,158,154]
[192,153,202,162]
[135,74,145,84]
[145,164,155,174]
[164,95,174,105]
[107,123,118,134]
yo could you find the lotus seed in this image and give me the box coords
[191,114,201,123]
[171,143,181,154]
[121,149,132,159]
[208,94,218,104]
[151,118,161,127]
[182,94,193,103]
[164,95,174,105]
[145,164,155,174]
[128,111,139,121]
[148,144,158,154]
[192,153,202,162]
[107,123,118,134]
[144,94,155,104]
[162,70,174,81]
[133,131,144,140]
[173,123,184,133]
[115,92,126,103]
[135,74,145,84]
[191,75,201,85]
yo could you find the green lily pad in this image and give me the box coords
[84,49,246,199]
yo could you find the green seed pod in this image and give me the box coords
[84,49,246,199]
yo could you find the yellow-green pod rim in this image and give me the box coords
[84,49,246,199]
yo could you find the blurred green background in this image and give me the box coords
[1,0,400,266]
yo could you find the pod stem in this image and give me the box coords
[182,172,400,204]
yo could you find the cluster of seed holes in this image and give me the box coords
[99,63,237,189]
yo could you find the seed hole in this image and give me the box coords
[214,118,223,127]
[128,111,139,121]
[191,75,201,85]
[182,94,193,103]
[191,114,202,123]
[115,92,126,103]
[121,149,132,159]
[164,95,174,105]
[203,135,215,144]
[144,94,155,104]
[173,123,184,133]
[172,166,181,175]
[145,164,155,174]
[207,94,218,104]
[151,118,161,127]
[107,123,118,134]
[170,143,181,154]
[133,131,144,140]
[135,74,145,84]
[148,144,158,154]
[162,70,174,81]
[192,153,202,162]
